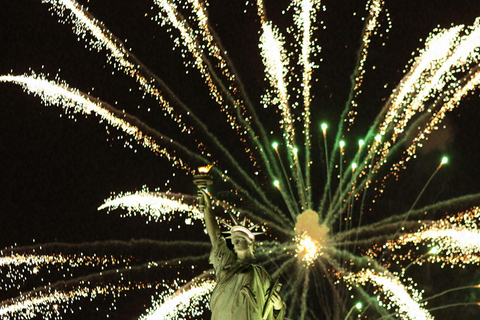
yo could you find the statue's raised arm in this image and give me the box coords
[199,190,221,245]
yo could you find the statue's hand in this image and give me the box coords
[271,291,284,310]
[199,189,211,207]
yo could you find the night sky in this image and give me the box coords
[1,0,480,319]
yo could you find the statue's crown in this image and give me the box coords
[223,214,263,241]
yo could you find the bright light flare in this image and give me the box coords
[295,232,320,266]
[351,163,357,172]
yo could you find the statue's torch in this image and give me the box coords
[193,164,213,212]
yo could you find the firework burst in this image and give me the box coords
[2,0,480,319]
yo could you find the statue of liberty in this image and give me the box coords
[197,188,286,320]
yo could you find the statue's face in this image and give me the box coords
[232,234,250,254]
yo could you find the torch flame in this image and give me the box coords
[197,164,214,174]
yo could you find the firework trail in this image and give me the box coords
[139,274,215,320]
[98,188,202,222]
[344,269,433,320]
[2,0,480,319]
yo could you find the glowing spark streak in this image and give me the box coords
[184,0,236,85]
[354,0,384,92]
[345,0,385,125]
[405,68,480,158]
[345,270,432,320]
[0,284,145,318]
[383,207,480,265]
[43,0,179,122]
[0,74,189,169]
[153,0,243,128]
[0,291,71,317]
[259,19,294,149]
[394,21,480,135]
[258,7,309,207]
[381,26,463,134]
[296,0,315,104]
[154,0,215,90]
[185,0,219,59]
[0,255,66,267]
[369,27,463,175]
[409,229,480,250]
[292,0,321,205]
[0,254,115,268]
[141,280,215,320]
[99,189,202,222]
[47,0,129,67]
[296,0,314,108]
[381,20,480,145]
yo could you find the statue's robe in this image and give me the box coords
[209,236,285,320]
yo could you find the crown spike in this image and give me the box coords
[222,222,233,229]
[242,217,247,227]
[228,212,239,225]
